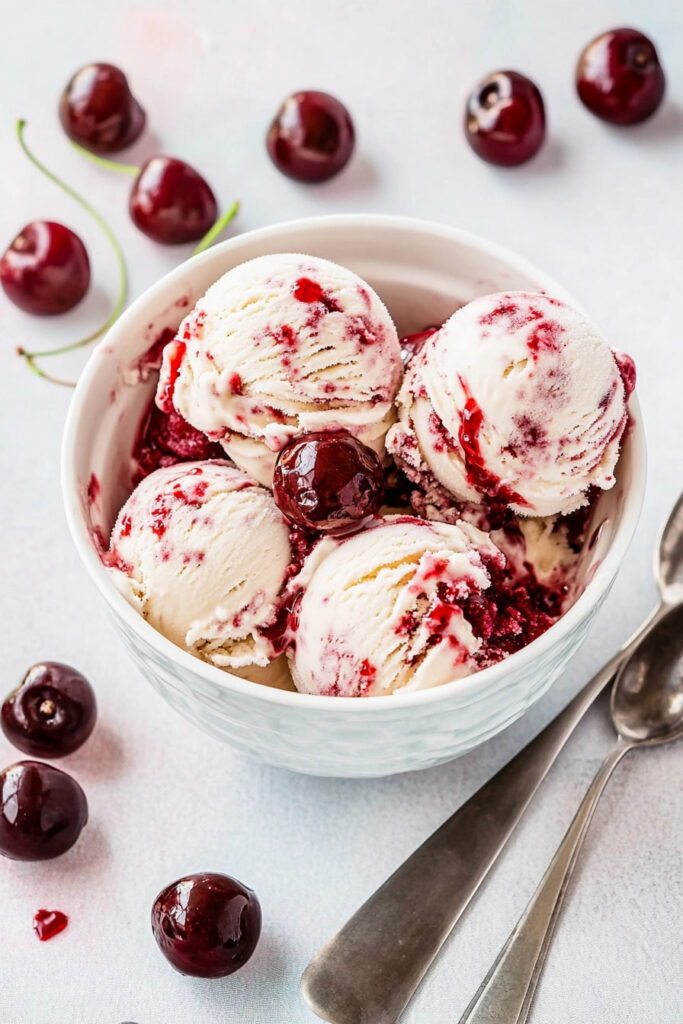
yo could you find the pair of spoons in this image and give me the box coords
[303,495,683,1024]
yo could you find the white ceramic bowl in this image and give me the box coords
[62,215,645,777]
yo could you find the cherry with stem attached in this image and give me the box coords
[69,142,239,247]
[12,119,128,386]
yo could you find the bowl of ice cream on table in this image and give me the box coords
[62,215,645,777]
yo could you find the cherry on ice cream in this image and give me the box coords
[273,431,385,534]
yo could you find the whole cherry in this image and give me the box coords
[2,662,97,758]
[0,221,89,315]
[267,90,355,183]
[12,120,128,385]
[576,28,665,125]
[0,761,88,861]
[152,873,262,978]
[130,157,218,245]
[59,63,145,153]
[273,430,385,534]
[465,70,546,166]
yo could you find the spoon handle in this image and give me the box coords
[302,609,662,1024]
[458,739,631,1024]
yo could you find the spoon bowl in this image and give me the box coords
[611,602,683,745]
[456,598,683,1024]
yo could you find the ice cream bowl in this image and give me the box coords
[62,215,646,778]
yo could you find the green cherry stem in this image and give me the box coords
[15,119,128,385]
[18,351,76,387]
[192,201,240,255]
[68,139,139,176]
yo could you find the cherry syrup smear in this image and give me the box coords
[132,326,175,380]
[400,327,438,367]
[156,340,186,414]
[456,380,528,509]
[87,473,100,505]
[133,399,225,484]
[293,276,342,312]
[614,350,636,399]
[258,525,316,656]
[33,909,68,941]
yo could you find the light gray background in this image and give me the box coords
[1,1,682,1022]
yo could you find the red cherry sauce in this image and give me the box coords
[293,276,341,312]
[456,382,527,509]
[33,909,68,941]
[156,341,186,414]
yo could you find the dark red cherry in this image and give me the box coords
[576,28,665,125]
[0,761,88,861]
[267,90,355,183]
[59,63,145,153]
[465,71,546,166]
[151,872,262,978]
[130,157,218,244]
[273,430,385,534]
[400,327,438,367]
[0,222,89,315]
[2,662,97,758]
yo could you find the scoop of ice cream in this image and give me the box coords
[108,461,291,668]
[156,253,403,487]
[288,516,507,696]
[387,292,632,517]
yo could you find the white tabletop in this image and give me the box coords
[2,2,682,1022]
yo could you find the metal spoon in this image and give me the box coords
[458,600,683,1024]
[301,495,683,1024]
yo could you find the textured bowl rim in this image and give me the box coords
[62,213,646,712]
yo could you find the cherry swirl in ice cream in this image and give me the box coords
[107,260,635,697]
[156,254,403,487]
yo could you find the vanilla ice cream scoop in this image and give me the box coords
[157,254,403,487]
[288,516,505,697]
[387,292,631,517]
[108,461,291,668]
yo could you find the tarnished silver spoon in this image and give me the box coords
[302,495,683,1024]
[459,600,683,1024]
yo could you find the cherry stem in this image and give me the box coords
[69,139,139,177]
[17,351,77,387]
[15,119,128,384]
[192,201,240,255]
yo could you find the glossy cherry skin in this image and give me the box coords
[2,662,97,758]
[273,431,385,534]
[130,157,218,244]
[465,70,546,166]
[267,90,355,183]
[59,62,145,153]
[0,222,90,315]
[0,761,88,861]
[576,28,665,125]
[151,873,262,978]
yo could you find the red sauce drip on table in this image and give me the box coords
[33,909,68,941]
